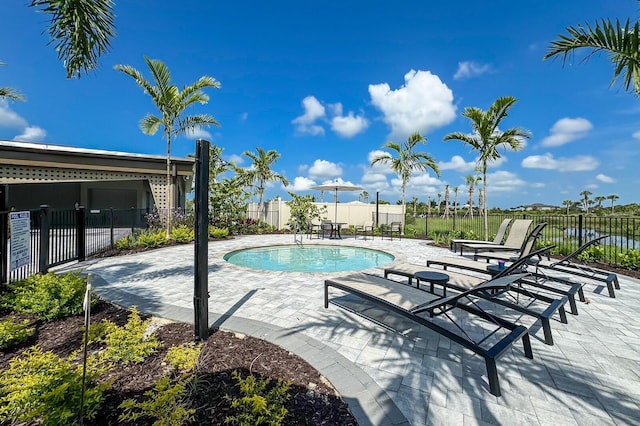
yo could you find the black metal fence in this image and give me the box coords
[1,206,148,284]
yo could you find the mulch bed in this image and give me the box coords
[0,300,357,425]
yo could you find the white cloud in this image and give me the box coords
[184,126,212,140]
[586,183,599,189]
[596,173,616,183]
[367,150,393,173]
[0,99,28,128]
[369,69,456,139]
[633,130,640,140]
[292,96,326,135]
[330,109,368,138]
[308,159,342,179]
[439,155,476,172]
[286,176,316,191]
[13,126,46,142]
[540,117,593,147]
[453,61,492,80]
[227,154,243,165]
[486,171,526,193]
[521,153,599,171]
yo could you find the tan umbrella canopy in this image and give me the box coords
[311,181,363,221]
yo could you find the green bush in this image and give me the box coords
[1,271,87,320]
[619,249,640,270]
[115,233,137,249]
[171,226,195,243]
[165,343,201,373]
[225,371,291,426]
[0,317,34,349]
[208,226,229,239]
[92,306,159,364]
[119,376,195,426]
[578,245,605,262]
[404,225,417,238]
[137,230,168,248]
[0,347,109,426]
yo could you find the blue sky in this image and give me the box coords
[1,1,638,208]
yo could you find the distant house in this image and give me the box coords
[517,203,559,211]
[0,140,194,211]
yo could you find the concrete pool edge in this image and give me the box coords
[88,277,409,426]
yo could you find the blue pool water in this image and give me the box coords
[223,245,395,273]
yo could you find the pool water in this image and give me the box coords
[223,245,395,273]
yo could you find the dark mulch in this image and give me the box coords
[0,300,357,425]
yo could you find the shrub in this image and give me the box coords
[165,343,201,373]
[137,230,168,248]
[619,249,640,270]
[115,233,137,249]
[208,226,229,239]
[171,225,195,243]
[92,307,159,364]
[0,347,109,426]
[119,376,195,426]
[0,317,34,349]
[225,371,291,426]
[1,271,87,320]
[404,225,417,238]
[578,245,605,262]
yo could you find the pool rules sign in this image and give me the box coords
[9,211,31,271]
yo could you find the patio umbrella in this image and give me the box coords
[311,182,363,222]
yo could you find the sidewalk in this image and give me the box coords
[67,234,640,425]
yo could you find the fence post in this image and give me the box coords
[578,214,583,247]
[76,206,86,262]
[110,208,115,248]
[194,139,210,342]
[0,185,8,285]
[39,205,50,274]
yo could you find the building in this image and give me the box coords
[0,140,194,211]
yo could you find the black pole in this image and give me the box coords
[578,214,583,248]
[194,139,210,342]
[76,206,86,262]
[39,205,50,274]
[0,185,8,285]
[375,192,379,227]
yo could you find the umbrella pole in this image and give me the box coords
[334,189,338,222]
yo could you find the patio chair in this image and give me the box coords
[384,246,568,346]
[382,221,402,240]
[320,220,334,239]
[354,220,374,240]
[450,218,512,252]
[324,272,533,396]
[308,220,323,239]
[475,235,618,298]
[458,219,533,256]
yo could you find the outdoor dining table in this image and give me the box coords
[330,222,347,239]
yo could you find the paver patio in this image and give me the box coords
[63,234,640,425]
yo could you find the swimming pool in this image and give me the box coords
[223,245,395,273]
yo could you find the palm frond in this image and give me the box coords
[177,114,219,135]
[30,0,116,79]
[0,87,26,102]
[140,114,162,136]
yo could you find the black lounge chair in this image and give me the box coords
[476,235,619,298]
[324,272,533,397]
[384,246,568,346]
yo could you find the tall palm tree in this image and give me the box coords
[562,199,573,215]
[476,175,484,217]
[594,195,606,210]
[410,196,419,215]
[607,194,619,213]
[580,190,592,213]
[427,196,432,215]
[436,193,442,215]
[30,0,116,79]
[452,186,459,217]
[464,175,475,218]
[114,57,220,237]
[0,62,25,101]
[444,96,531,240]
[370,132,440,234]
[239,148,289,217]
[544,11,640,96]
[443,185,450,219]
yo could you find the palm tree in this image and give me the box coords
[410,196,419,215]
[370,132,440,234]
[594,196,606,210]
[239,148,289,217]
[476,176,484,217]
[607,194,619,213]
[444,96,531,240]
[464,175,475,218]
[562,199,574,215]
[114,57,220,237]
[443,185,450,219]
[30,0,116,79]
[427,196,432,215]
[0,62,25,101]
[436,193,442,215]
[544,12,640,96]
[580,190,592,213]
[452,186,459,216]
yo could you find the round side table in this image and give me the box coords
[414,271,450,295]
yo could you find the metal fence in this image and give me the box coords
[1,206,148,284]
